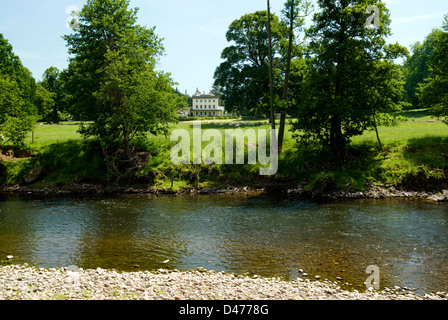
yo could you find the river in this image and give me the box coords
[0,193,447,294]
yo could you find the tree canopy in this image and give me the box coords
[213,11,288,116]
[403,29,444,108]
[0,33,36,147]
[292,0,407,159]
[63,0,187,179]
[418,14,448,123]
[39,67,66,123]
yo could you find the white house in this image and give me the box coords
[191,90,225,117]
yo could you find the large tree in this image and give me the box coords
[0,34,36,107]
[418,14,448,122]
[0,34,36,147]
[213,11,288,117]
[293,0,407,160]
[63,0,186,178]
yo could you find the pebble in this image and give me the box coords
[0,265,445,300]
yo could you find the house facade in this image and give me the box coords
[191,90,225,117]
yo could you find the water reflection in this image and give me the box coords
[0,194,448,294]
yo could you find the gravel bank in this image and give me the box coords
[0,264,446,300]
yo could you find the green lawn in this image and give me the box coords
[25,110,446,150]
[25,122,83,149]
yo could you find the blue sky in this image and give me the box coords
[0,0,447,96]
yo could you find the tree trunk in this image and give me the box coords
[331,11,347,162]
[372,112,383,150]
[53,104,59,124]
[330,115,345,162]
[278,113,286,153]
[267,0,275,131]
[123,130,133,163]
[278,1,295,154]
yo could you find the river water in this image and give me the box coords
[0,193,447,294]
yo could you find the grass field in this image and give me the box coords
[2,108,447,192]
[24,109,445,149]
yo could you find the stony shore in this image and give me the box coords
[0,264,446,300]
[2,181,448,202]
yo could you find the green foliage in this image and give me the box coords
[403,29,443,108]
[39,67,67,123]
[213,11,288,116]
[1,140,106,186]
[0,33,37,148]
[0,34,36,106]
[292,0,407,159]
[34,83,56,122]
[0,77,35,148]
[418,14,448,124]
[63,0,187,179]
[35,140,106,183]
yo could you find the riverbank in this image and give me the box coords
[0,264,445,300]
[2,113,448,201]
[2,181,448,203]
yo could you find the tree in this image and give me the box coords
[277,0,312,152]
[293,0,407,160]
[34,83,56,122]
[0,34,36,111]
[0,33,36,147]
[213,11,288,117]
[364,55,407,150]
[0,77,35,147]
[403,29,443,108]
[418,14,448,122]
[40,67,65,123]
[267,0,276,129]
[63,0,187,179]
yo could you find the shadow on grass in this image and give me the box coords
[399,136,448,191]
[24,140,107,184]
[403,136,448,165]
[396,109,432,119]
[278,141,384,191]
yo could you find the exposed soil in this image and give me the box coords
[0,147,33,162]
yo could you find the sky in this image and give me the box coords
[0,0,447,96]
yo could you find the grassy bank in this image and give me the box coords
[1,110,448,193]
